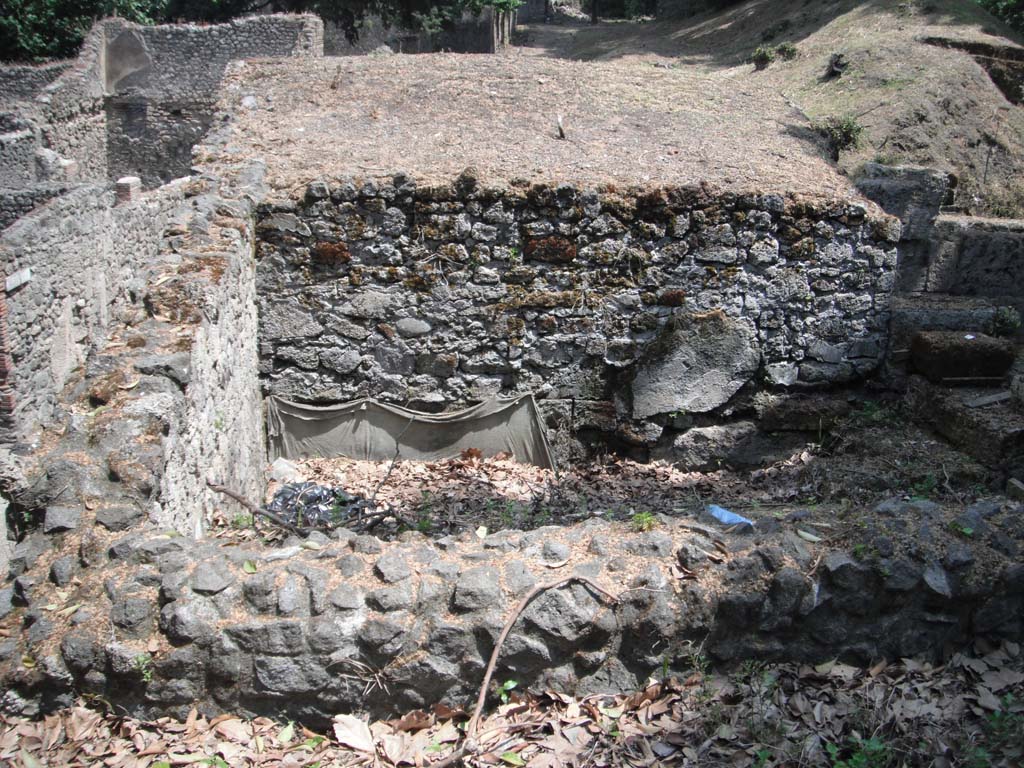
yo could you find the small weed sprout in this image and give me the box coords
[911,473,938,499]
[132,653,154,684]
[948,520,974,538]
[497,679,518,704]
[231,512,254,528]
[825,736,890,768]
[631,511,658,532]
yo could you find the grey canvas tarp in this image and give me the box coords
[266,395,556,470]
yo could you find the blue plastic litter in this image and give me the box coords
[706,504,754,528]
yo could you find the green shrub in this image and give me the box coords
[986,306,1022,337]
[0,0,167,61]
[977,0,1024,34]
[814,115,865,159]
[631,511,658,532]
[751,45,776,69]
[775,41,798,60]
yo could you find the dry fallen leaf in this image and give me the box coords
[332,714,374,752]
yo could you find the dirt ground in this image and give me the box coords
[517,0,1024,214]
[209,398,1018,588]
[205,50,854,201]
[203,0,1024,214]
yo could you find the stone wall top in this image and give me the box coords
[103,14,323,100]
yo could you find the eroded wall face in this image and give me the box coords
[103,16,324,187]
[0,185,180,436]
[256,180,900,460]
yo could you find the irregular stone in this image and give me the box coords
[483,531,522,552]
[396,318,431,337]
[132,537,187,565]
[9,534,50,577]
[262,300,324,340]
[49,555,76,586]
[254,655,329,693]
[226,621,306,655]
[427,561,461,581]
[287,563,329,615]
[662,422,807,471]
[632,312,760,418]
[923,564,953,598]
[243,572,277,614]
[523,582,614,650]
[883,559,921,592]
[159,599,218,643]
[0,587,13,620]
[910,331,1014,383]
[624,531,673,557]
[43,505,81,533]
[588,535,610,556]
[320,348,361,374]
[504,561,536,596]
[766,567,810,618]
[111,598,152,634]
[134,353,191,386]
[269,458,303,483]
[676,542,706,569]
[308,616,359,655]
[353,535,383,554]
[14,576,35,606]
[95,505,144,531]
[541,540,570,563]
[277,574,309,616]
[943,543,974,570]
[329,585,364,611]
[191,561,234,596]
[60,634,100,673]
[336,554,365,576]
[358,618,407,662]
[453,566,502,611]
[375,552,412,583]
[339,291,399,320]
[366,583,415,612]
[824,552,870,592]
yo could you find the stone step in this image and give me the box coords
[889,293,998,353]
[926,214,1024,316]
[909,330,1016,384]
[907,376,1024,477]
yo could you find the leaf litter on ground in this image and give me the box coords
[2,640,1021,767]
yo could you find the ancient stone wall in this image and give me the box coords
[926,214,1024,317]
[103,15,323,187]
[0,184,74,231]
[256,176,899,463]
[0,183,181,439]
[34,24,110,181]
[154,183,266,537]
[0,63,71,105]
[22,503,1024,726]
[323,9,507,56]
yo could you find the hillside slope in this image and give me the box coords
[523,0,1024,215]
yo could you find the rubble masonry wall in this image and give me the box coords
[257,177,900,463]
